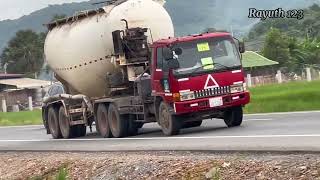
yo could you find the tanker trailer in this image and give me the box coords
[44,0,174,98]
[42,0,174,139]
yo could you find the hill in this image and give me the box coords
[0,0,319,52]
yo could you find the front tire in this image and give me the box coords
[48,107,62,139]
[224,106,243,127]
[159,102,181,136]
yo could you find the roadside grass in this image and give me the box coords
[0,110,42,126]
[244,80,320,114]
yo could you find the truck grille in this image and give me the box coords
[194,86,231,99]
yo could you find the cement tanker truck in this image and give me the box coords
[43,0,250,139]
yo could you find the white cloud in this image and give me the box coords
[0,0,89,21]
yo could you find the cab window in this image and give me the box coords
[156,47,169,71]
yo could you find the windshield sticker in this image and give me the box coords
[197,42,210,52]
[201,57,214,70]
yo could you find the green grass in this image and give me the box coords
[0,110,42,126]
[244,80,320,114]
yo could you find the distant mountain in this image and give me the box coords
[0,0,319,52]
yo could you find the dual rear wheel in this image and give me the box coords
[96,103,142,138]
[47,106,87,139]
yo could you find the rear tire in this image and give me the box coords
[73,125,87,137]
[108,103,128,138]
[48,107,62,139]
[224,106,243,127]
[58,106,73,139]
[159,102,181,136]
[59,106,87,138]
[183,121,203,129]
[127,116,142,136]
[96,104,112,138]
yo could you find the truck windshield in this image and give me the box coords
[172,37,241,76]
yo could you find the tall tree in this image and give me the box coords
[0,30,45,76]
[262,28,290,66]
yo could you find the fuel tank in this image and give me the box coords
[44,0,174,97]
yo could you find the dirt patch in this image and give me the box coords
[0,152,319,180]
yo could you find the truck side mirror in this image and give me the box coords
[163,47,174,61]
[239,41,245,53]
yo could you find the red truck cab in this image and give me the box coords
[150,32,250,135]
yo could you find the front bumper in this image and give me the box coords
[173,91,250,115]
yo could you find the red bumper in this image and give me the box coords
[173,91,250,115]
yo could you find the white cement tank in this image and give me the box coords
[44,0,174,98]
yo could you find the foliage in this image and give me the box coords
[0,30,45,76]
[261,26,320,73]
[244,81,320,114]
[56,168,68,180]
[262,28,290,66]
[51,14,67,22]
[0,13,67,76]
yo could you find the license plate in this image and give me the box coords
[209,97,223,107]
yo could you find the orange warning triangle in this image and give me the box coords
[204,74,220,89]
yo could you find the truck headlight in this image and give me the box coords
[230,84,244,94]
[180,91,195,101]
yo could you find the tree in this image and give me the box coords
[51,14,67,21]
[262,28,290,66]
[0,30,45,76]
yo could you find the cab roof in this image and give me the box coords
[152,32,232,47]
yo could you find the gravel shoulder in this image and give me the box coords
[0,152,320,180]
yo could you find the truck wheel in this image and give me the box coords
[96,104,112,138]
[108,103,128,138]
[127,118,143,136]
[183,121,203,129]
[224,106,243,127]
[159,102,181,136]
[48,107,62,139]
[58,106,73,139]
[73,125,87,137]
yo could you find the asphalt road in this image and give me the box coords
[0,111,320,152]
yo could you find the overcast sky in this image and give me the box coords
[0,0,88,21]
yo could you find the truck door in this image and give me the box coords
[151,47,170,95]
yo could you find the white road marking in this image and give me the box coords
[245,111,320,116]
[0,111,318,129]
[2,134,320,142]
[245,118,273,121]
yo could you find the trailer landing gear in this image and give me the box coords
[224,106,243,127]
